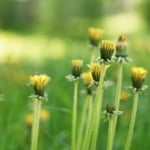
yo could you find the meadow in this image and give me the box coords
[0,29,150,150]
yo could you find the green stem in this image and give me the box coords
[82,64,107,150]
[107,117,114,150]
[76,95,92,150]
[125,91,139,150]
[31,98,42,150]
[112,63,123,145]
[87,96,93,131]
[72,81,78,150]
[81,95,94,150]
[90,64,107,150]
[90,46,99,62]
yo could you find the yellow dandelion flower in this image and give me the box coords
[30,74,50,96]
[25,112,33,127]
[88,27,104,46]
[100,40,115,61]
[120,91,130,101]
[88,63,102,82]
[71,59,83,78]
[101,40,115,50]
[81,71,93,86]
[40,110,50,121]
[131,67,148,90]
[25,110,50,127]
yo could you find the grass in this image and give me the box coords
[0,30,150,150]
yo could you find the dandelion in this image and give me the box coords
[131,67,147,90]
[76,72,94,150]
[82,72,93,86]
[66,59,83,82]
[106,104,115,115]
[66,59,83,150]
[100,40,115,62]
[104,104,123,150]
[115,35,132,63]
[82,63,109,150]
[116,35,128,58]
[30,73,50,150]
[30,73,50,97]
[105,104,115,150]
[71,59,83,78]
[88,27,104,47]
[125,67,148,150]
[88,63,102,83]
[85,45,112,149]
[87,40,114,149]
[110,35,130,149]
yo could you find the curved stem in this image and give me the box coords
[31,99,42,150]
[112,63,123,145]
[107,117,114,150]
[125,91,139,150]
[72,81,78,150]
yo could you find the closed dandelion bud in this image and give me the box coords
[100,40,115,61]
[104,103,123,119]
[106,104,115,114]
[71,59,83,78]
[88,27,104,46]
[116,35,128,57]
[131,67,148,90]
[88,63,102,82]
[30,73,50,97]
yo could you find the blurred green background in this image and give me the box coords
[0,0,150,150]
